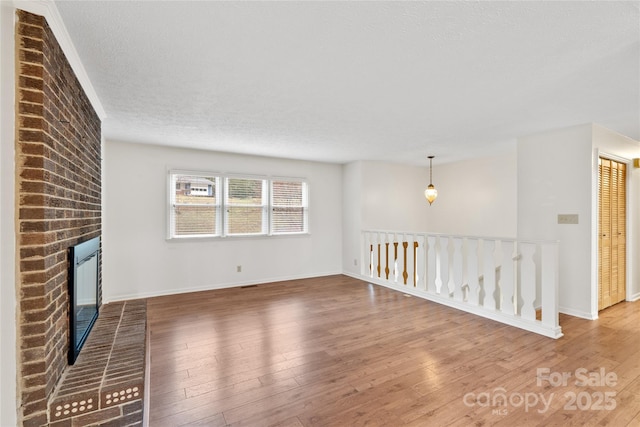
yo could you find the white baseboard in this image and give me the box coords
[559,306,598,320]
[104,270,342,303]
[628,292,640,302]
[342,271,362,281]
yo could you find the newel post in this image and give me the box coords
[540,241,560,332]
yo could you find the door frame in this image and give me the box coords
[591,149,632,317]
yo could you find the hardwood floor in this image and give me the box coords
[147,275,640,426]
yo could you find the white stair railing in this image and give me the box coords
[361,230,562,339]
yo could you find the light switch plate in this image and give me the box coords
[558,214,579,224]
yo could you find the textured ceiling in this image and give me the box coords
[55,1,640,165]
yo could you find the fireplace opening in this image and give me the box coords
[68,236,100,365]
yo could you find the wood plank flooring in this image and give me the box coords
[147,275,640,426]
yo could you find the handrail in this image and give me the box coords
[361,229,560,245]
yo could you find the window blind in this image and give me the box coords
[171,174,220,237]
[168,171,308,238]
[225,178,268,235]
[271,180,308,234]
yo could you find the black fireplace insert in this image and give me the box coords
[68,236,100,364]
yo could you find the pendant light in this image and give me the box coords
[424,155,437,205]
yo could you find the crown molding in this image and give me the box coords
[12,0,106,120]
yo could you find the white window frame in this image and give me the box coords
[270,178,309,235]
[168,171,221,239]
[224,175,269,236]
[167,170,309,239]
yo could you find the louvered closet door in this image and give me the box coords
[598,158,626,311]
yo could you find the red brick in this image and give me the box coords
[20,297,47,312]
[17,10,103,426]
[19,62,44,79]
[19,75,44,91]
[21,411,48,427]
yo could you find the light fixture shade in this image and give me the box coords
[425,155,437,205]
[424,184,437,205]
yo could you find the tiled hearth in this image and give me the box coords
[48,300,147,426]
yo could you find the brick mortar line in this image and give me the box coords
[17,54,45,67]
[18,235,101,250]
[17,65,44,75]
[18,134,101,168]
[16,113,43,119]
[17,86,43,92]
[100,302,128,406]
[17,183,101,196]
[18,262,67,278]
[18,194,101,204]
[18,227,100,238]
[17,213,102,218]
[18,223,102,231]
[18,45,45,54]
[18,155,102,185]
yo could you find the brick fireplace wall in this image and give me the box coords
[16,10,102,426]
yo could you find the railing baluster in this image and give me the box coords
[375,232,382,279]
[500,240,516,316]
[434,236,443,293]
[369,235,373,277]
[494,240,503,310]
[413,241,419,287]
[406,234,415,287]
[385,240,390,280]
[362,231,369,277]
[442,237,452,296]
[452,237,464,302]
[483,239,496,310]
[466,238,479,305]
[416,235,426,290]
[540,242,559,331]
[377,239,382,278]
[393,239,399,283]
[402,240,409,285]
[520,242,537,320]
[426,235,437,294]
[387,232,393,280]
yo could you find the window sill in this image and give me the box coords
[166,233,311,243]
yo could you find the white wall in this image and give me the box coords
[360,161,431,232]
[103,140,343,301]
[342,161,363,276]
[592,124,640,304]
[423,151,518,237]
[518,124,594,318]
[341,153,518,276]
[341,160,431,276]
[0,1,18,425]
[517,123,640,319]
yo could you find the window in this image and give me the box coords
[168,171,308,239]
[225,177,268,236]
[271,180,308,234]
[170,173,220,237]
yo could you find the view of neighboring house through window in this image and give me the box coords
[168,171,308,239]
[170,174,220,237]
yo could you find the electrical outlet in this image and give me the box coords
[354,259,358,266]
[558,214,579,225]
[236,265,242,273]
